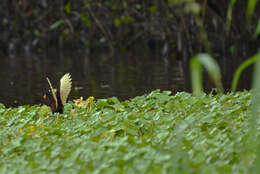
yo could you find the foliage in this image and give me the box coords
[232,53,260,92]
[0,0,259,54]
[0,90,258,173]
[246,0,259,22]
[190,54,223,94]
[187,49,260,173]
[226,0,259,30]
[190,52,260,93]
[248,56,260,173]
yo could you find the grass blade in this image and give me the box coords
[232,54,260,92]
[190,56,203,94]
[247,52,260,173]
[255,18,260,37]
[50,20,65,30]
[190,54,223,94]
[226,0,237,31]
[247,0,259,22]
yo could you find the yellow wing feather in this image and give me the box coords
[46,77,58,108]
[60,73,72,105]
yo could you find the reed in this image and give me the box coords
[190,53,223,94]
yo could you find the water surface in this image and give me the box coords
[0,50,253,107]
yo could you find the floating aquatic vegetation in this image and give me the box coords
[0,90,257,173]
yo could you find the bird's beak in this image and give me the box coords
[43,94,47,100]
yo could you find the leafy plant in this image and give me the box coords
[0,90,256,173]
[190,52,260,93]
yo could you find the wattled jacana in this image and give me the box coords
[43,73,72,113]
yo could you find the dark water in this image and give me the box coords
[0,50,253,107]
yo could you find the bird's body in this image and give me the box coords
[44,73,72,113]
[49,90,63,113]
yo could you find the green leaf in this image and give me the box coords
[246,0,259,22]
[226,0,237,31]
[50,20,64,30]
[255,18,260,37]
[114,18,121,27]
[232,53,260,91]
[190,53,223,94]
[81,13,92,27]
[0,90,256,173]
[34,30,41,37]
[149,6,158,13]
[114,16,135,27]
[136,4,142,9]
[247,52,260,173]
[64,2,71,14]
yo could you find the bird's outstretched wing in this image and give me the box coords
[60,73,72,106]
[46,77,58,108]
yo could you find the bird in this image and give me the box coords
[43,73,72,113]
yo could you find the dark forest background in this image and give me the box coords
[0,0,259,57]
[0,0,259,106]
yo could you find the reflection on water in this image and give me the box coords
[0,50,253,107]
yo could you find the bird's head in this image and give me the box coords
[43,89,57,101]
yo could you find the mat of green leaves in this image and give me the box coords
[0,90,257,173]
